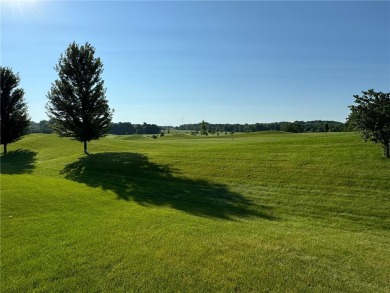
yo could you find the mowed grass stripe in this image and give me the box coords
[1,132,389,292]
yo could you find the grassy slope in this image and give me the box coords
[1,132,389,292]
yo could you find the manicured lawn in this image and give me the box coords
[1,132,389,292]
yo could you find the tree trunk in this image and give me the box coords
[3,143,7,156]
[385,142,390,159]
[84,141,88,155]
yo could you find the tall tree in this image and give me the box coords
[348,89,390,158]
[200,120,208,136]
[0,67,30,156]
[46,42,113,154]
[324,123,329,133]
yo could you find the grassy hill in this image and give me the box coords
[1,132,389,292]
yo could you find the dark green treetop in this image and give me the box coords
[200,120,208,136]
[46,42,113,154]
[0,67,30,156]
[324,123,329,133]
[348,89,390,158]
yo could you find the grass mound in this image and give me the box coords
[1,132,389,292]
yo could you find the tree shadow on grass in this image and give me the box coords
[1,149,37,175]
[61,152,275,220]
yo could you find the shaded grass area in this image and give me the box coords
[60,152,273,220]
[1,149,37,174]
[1,133,390,292]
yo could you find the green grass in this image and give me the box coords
[1,132,389,292]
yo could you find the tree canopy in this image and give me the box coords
[200,120,208,136]
[46,42,113,154]
[0,67,30,155]
[109,122,161,135]
[176,120,346,134]
[348,89,390,158]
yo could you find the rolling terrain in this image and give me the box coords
[1,132,389,292]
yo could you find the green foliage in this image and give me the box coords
[109,122,136,135]
[324,122,329,133]
[280,121,304,133]
[0,67,30,155]
[136,123,161,135]
[28,120,53,134]
[109,122,161,135]
[200,120,208,136]
[348,89,390,158]
[178,120,345,133]
[46,42,113,154]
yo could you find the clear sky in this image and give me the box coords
[1,0,389,126]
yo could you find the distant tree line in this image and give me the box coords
[175,120,347,133]
[109,122,161,135]
[29,121,161,135]
[28,120,53,134]
[28,120,346,135]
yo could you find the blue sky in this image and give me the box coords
[1,1,389,126]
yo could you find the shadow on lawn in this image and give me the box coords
[61,152,275,220]
[1,149,37,175]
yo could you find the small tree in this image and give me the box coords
[46,42,113,154]
[348,89,390,158]
[324,123,329,134]
[200,120,208,136]
[0,67,30,155]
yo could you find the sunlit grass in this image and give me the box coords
[1,132,389,292]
